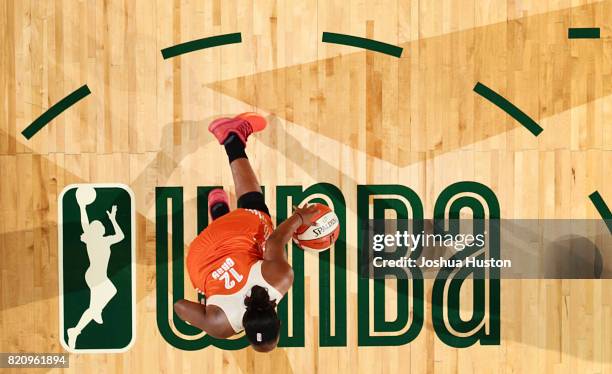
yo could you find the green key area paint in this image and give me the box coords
[58,184,136,353]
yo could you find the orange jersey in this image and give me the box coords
[186,208,273,297]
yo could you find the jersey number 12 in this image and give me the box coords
[221,268,243,289]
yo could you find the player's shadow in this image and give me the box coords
[542,235,607,279]
[499,219,610,279]
[259,114,359,193]
[1,115,216,307]
[130,117,217,208]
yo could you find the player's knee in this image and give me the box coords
[89,306,102,316]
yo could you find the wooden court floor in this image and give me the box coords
[1,0,611,373]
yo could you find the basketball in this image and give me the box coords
[292,203,340,252]
[75,186,97,206]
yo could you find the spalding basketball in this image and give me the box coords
[292,203,340,252]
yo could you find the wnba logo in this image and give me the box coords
[58,184,136,353]
[155,182,501,350]
[57,182,499,351]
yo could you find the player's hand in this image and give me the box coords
[292,204,319,226]
[107,205,117,220]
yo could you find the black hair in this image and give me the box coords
[243,285,280,346]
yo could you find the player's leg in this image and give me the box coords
[67,273,106,347]
[208,113,269,214]
[228,158,262,198]
[67,309,94,349]
[89,280,118,324]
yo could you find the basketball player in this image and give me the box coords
[174,113,318,352]
[67,198,124,349]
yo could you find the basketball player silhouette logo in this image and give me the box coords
[66,186,124,349]
[58,184,136,353]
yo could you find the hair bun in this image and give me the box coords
[245,285,273,311]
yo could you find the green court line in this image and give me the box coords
[568,27,600,39]
[21,84,91,140]
[321,32,403,58]
[161,32,242,59]
[589,191,612,234]
[473,82,543,136]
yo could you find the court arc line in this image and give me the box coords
[589,191,612,234]
[568,27,600,39]
[161,32,242,59]
[321,32,403,58]
[22,84,91,140]
[473,82,543,136]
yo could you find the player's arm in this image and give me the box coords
[79,205,90,232]
[105,205,125,245]
[264,204,319,262]
[173,299,231,339]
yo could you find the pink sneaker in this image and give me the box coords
[208,112,267,146]
[208,188,229,218]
